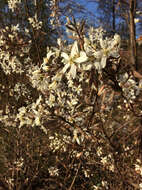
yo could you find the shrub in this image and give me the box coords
[0,2,142,190]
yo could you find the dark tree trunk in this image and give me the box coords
[129,0,137,70]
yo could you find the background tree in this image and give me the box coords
[129,0,137,69]
[87,0,130,39]
[135,1,142,36]
[94,0,118,32]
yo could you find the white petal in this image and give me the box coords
[94,61,101,70]
[35,117,40,126]
[49,81,57,90]
[70,64,76,79]
[61,52,69,60]
[80,51,87,57]
[83,64,92,71]
[76,137,80,145]
[62,63,70,73]
[101,56,107,68]
[49,93,55,102]
[94,50,102,59]
[52,72,62,81]
[114,34,121,42]
[57,38,62,46]
[75,51,88,63]
[71,99,78,105]
[100,39,107,48]
[71,41,79,58]
[36,95,42,105]
[47,51,54,59]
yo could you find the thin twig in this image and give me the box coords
[68,161,81,190]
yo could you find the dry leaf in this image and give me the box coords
[133,70,142,79]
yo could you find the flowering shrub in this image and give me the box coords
[0,2,142,190]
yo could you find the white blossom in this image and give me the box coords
[61,41,88,79]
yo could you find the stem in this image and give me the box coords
[68,161,81,190]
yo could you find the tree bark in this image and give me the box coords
[129,0,137,70]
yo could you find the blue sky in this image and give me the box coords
[74,0,99,25]
[77,0,97,13]
[75,1,141,37]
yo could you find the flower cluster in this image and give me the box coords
[8,0,22,12]
[28,14,42,30]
